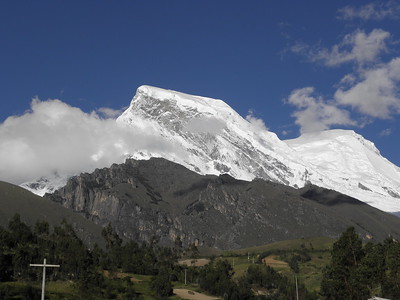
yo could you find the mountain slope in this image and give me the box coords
[285,130,400,213]
[0,181,104,247]
[117,85,313,186]
[116,85,400,213]
[46,158,400,250]
[21,85,400,213]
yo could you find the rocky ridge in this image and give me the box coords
[46,158,400,249]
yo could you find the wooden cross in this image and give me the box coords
[30,258,60,300]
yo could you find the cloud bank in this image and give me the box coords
[0,99,179,185]
[335,58,400,118]
[287,87,356,133]
[292,29,390,67]
[288,11,400,134]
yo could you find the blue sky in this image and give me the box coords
[1,0,400,182]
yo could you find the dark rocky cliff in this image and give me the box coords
[46,158,400,250]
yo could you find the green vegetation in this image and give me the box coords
[321,227,400,299]
[0,214,175,299]
[1,216,400,299]
[219,237,334,293]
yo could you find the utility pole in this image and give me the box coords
[295,274,299,300]
[184,268,187,285]
[30,258,60,300]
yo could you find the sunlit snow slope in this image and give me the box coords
[116,85,315,187]
[285,130,400,213]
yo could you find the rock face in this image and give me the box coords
[47,158,400,250]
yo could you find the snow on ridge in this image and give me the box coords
[286,129,381,155]
[285,129,400,212]
[136,85,234,116]
[20,174,68,197]
[119,85,314,185]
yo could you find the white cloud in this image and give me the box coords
[288,3,400,134]
[292,29,390,67]
[338,2,400,21]
[335,57,400,118]
[286,57,400,133]
[96,107,124,119]
[287,87,356,133]
[380,128,393,136]
[246,110,269,132]
[0,99,181,185]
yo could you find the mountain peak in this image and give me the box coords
[117,85,309,187]
[133,85,233,116]
[287,129,381,156]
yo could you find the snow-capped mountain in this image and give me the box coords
[20,174,68,197]
[285,130,400,213]
[22,85,400,214]
[116,85,400,213]
[116,85,315,187]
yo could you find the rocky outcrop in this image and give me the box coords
[46,158,400,250]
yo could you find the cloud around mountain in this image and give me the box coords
[0,98,179,185]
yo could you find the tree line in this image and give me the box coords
[0,214,176,299]
[1,214,400,299]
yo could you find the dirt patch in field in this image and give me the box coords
[103,270,142,282]
[178,258,210,267]
[262,255,288,268]
[173,288,220,300]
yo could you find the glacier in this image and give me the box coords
[22,85,400,214]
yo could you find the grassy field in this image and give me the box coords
[215,236,335,293]
[222,236,335,256]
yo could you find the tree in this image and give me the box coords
[381,239,400,299]
[0,227,13,281]
[356,242,385,294]
[150,267,173,300]
[289,255,300,273]
[8,214,34,245]
[187,242,200,259]
[102,223,122,250]
[321,227,369,300]
[51,220,88,280]
[34,220,50,237]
